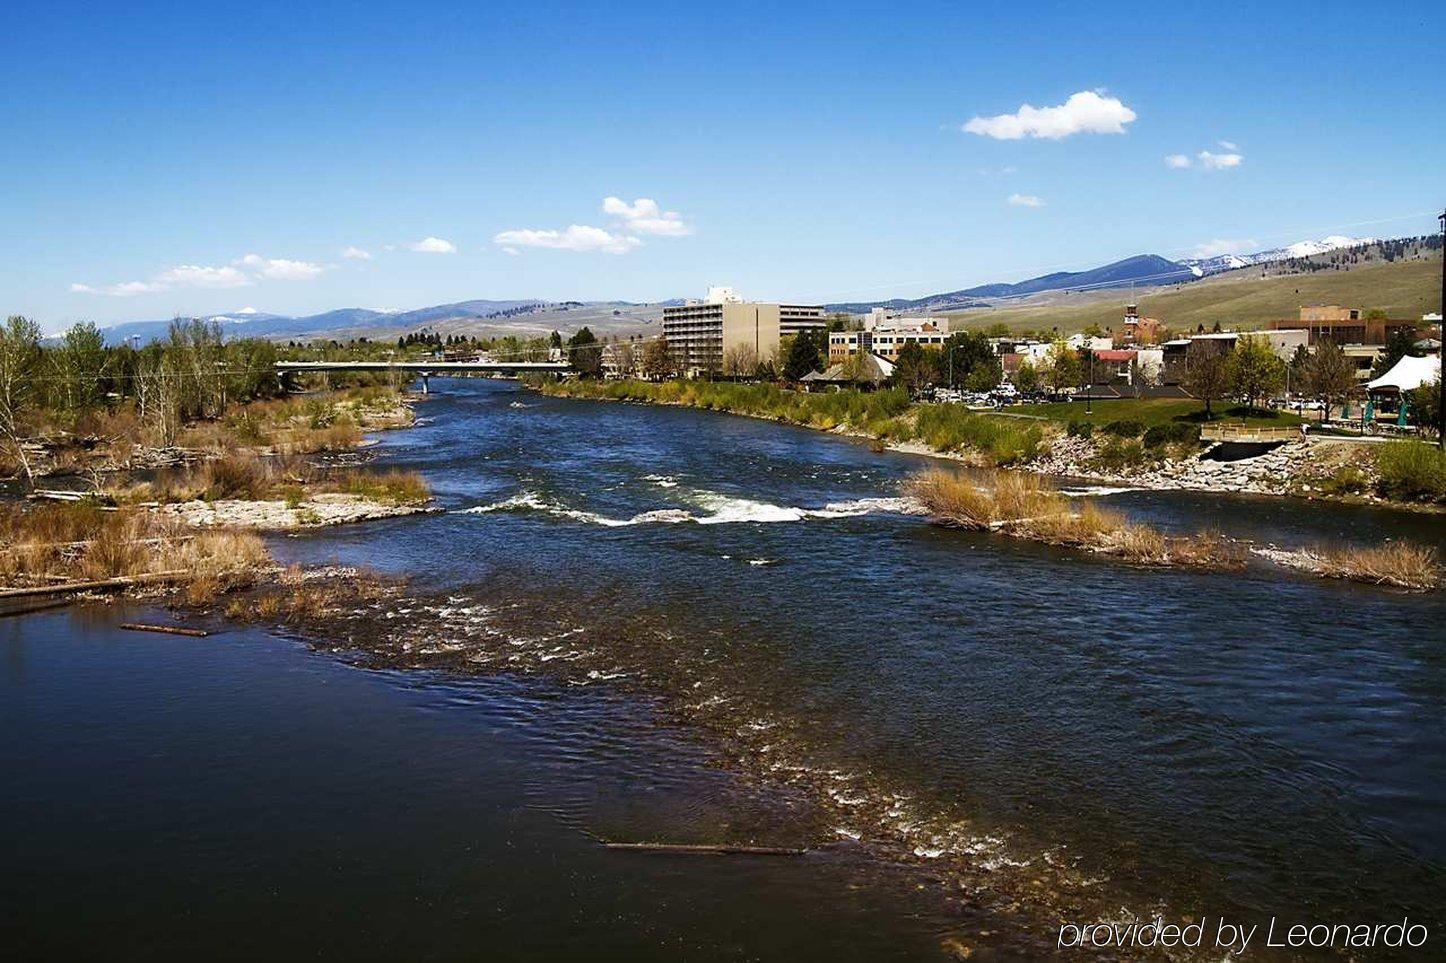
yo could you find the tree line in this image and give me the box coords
[0,316,283,484]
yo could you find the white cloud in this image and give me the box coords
[1189,238,1259,258]
[410,236,457,253]
[70,280,165,297]
[237,254,325,281]
[1196,150,1243,170]
[493,225,642,255]
[1007,193,1045,207]
[156,264,251,288]
[1218,140,1238,151]
[1165,148,1244,171]
[342,245,372,260]
[963,90,1136,140]
[70,251,328,297]
[602,196,691,236]
[496,195,693,255]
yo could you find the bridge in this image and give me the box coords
[1199,423,1300,443]
[275,359,571,393]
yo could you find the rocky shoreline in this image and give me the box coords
[159,493,439,530]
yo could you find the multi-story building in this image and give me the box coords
[663,288,825,376]
[1274,306,1417,346]
[829,316,950,363]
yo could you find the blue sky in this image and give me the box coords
[2,1,1441,330]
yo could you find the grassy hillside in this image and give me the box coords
[946,254,1441,336]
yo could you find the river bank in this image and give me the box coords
[535,378,1444,512]
[1,387,430,608]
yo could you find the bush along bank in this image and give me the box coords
[539,379,1435,508]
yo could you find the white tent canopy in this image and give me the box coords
[1366,354,1440,393]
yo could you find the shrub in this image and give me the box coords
[1066,420,1095,438]
[1091,437,1150,472]
[1374,441,1446,502]
[1142,423,1201,448]
[1317,464,1372,497]
[912,405,1041,465]
[1102,418,1146,437]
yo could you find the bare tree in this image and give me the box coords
[0,316,42,485]
[1301,339,1355,424]
[722,343,759,379]
[1182,348,1230,417]
[641,338,674,380]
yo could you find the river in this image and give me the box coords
[4,378,1443,960]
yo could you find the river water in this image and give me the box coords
[4,379,1444,960]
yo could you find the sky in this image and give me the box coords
[2,1,1442,331]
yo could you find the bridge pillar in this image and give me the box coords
[419,371,430,395]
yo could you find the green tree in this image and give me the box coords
[1013,359,1040,393]
[53,321,108,412]
[567,327,603,377]
[782,329,825,381]
[892,343,942,394]
[942,331,993,387]
[1371,327,1420,377]
[1225,335,1286,411]
[964,358,1003,392]
[1042,342,1082,392]
[1406,379,1441,437]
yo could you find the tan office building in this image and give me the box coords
[663,290,825,375]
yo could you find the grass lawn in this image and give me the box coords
[996,397,1303,429]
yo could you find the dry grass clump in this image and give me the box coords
[904,469,1057,529]
[223,566,395,622]
[334,469,431,505]
[905,468,1243,570]
[0,502,271,593]
[1307,541,1440,591]
[118,451,429,509]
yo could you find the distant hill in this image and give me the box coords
[940,249,1441,338]
[100,299,556,345]
[825,234,1437,315]
[827,254,1198,313]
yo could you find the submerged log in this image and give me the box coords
[120,622,210,638]
[601,842,806,856]
[0,597,78,618]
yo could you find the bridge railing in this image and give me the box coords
[1199,422,1299,443]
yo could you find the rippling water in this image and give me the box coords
[5,378,1444,959]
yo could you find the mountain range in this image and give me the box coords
[1177,235,1374,276]
[92,235,1390,344]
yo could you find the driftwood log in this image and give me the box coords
[120,622,209,638]
[601,842,806,856]
[0,570,188,599]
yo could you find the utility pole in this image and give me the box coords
[1439,209,1444,449]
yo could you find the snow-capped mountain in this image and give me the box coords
[1181,235,1375,275]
